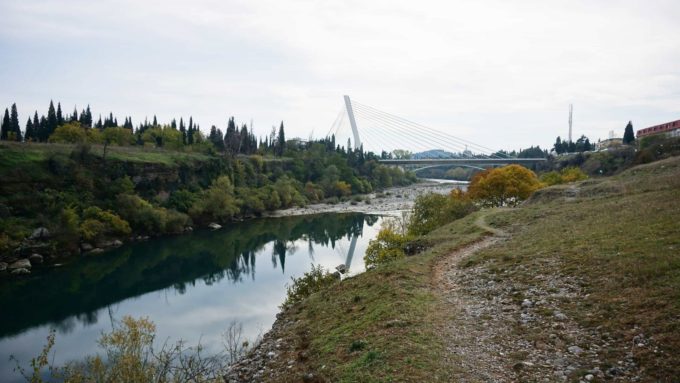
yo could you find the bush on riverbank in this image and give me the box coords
[13,316,231,383]
[283,264,339,307]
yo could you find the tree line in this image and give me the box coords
[0,101,289,157]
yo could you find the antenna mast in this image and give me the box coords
[568,104,573,142]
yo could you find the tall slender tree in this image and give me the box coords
[623,121,635,144]
[0,109,10,140]
[56,102,64,126]
[45,101,58,140]
[276,121,286,156]
[179,121,186,144]
[32,112,41,141]
[188,117,194,144]
[10,103,21,140]
[25,117,34,141]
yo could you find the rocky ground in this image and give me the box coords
[433,213,644,383]
[265,181,463,218]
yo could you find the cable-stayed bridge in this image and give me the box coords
[327,96,546,170]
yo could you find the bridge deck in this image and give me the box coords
[378,158,546,165]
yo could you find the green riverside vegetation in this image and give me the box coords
[0,138,415,262]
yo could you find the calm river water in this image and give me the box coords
[0,213,383,382]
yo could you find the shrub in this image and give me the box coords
[468,165,542,207]
[12,316,229,382]
[188,176,239,223]
[49,122,101,144]
[541,167,588,186]
[80,206,131,242]
[408,189,477,236]
[283,264,338,307]
[365,218,413,267]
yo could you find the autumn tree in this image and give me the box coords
[468,165,542,207]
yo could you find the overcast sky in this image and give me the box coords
[1,0,678,153]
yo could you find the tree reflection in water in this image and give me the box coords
[0,213,377,339]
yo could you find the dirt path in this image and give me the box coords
[432,211,627,382]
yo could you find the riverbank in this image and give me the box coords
[266,181,464,218]
[226,155,680,382]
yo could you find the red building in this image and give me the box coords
[637,119,680,138]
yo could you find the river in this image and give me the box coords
[0,213,384,382]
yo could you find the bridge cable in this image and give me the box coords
[352,100,509,157]
[352,100,512,158]
[352,105,489,158]
[352,104,493,158]
[353,109,477,157]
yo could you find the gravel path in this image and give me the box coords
[432,212,641,382]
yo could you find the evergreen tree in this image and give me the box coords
[553,136,563,154]
[170,118,177,130]
[32,112,41,141]
[179,120,186,145]
[25,117,34,141]
[188,117,194,145]
[56,102,64,126]
[95,115,103,129]
[0,109,10,140]
[623,121,635,144]
[71,107,78,122]
[239,124,250,154]
[224,117,238,154]
[39,116,47,141]
[10,103,21,140]
[44,101,58,140]
[153,115,158,127]
[276,121,286,156]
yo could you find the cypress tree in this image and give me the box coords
[277,121,286,156]
[25,118,34,141]
[71,107,78,122]
[224,117,238,154]
[84,105,93,127]
[153,115,158,127]
[56,102,64,126]
[32,112,41,141]
[188,117,194,144]
[95,115,103,129]
[179,118,186,145]
[46,100,58,139]
[10,103,21,141]
[1,109,10,140]
[623,121,635,144]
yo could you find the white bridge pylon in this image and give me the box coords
[344,95,362,150]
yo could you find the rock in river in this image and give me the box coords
[11,268,30,275]
[29,253,44,265]
[208,223,222,230]
[335,264,347,274]
[9,259,32,270]
[29,227,50,240]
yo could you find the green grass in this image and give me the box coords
[271,155,680,381]
[0,141,212,168]
[467,155,680,380]
[271,212,489,382]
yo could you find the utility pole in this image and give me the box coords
[568,104,573,142]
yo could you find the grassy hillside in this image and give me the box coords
[264,155,680,382]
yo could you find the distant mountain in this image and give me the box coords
[412,149,458,159]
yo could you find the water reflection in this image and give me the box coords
[0,213,378,339]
